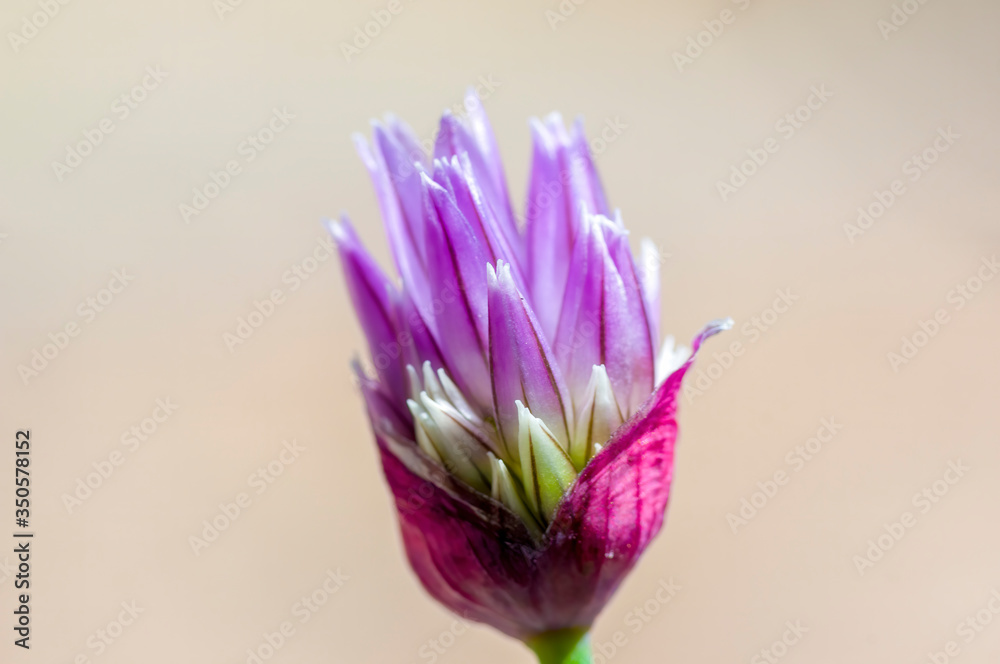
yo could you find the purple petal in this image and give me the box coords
[425,165,490,343]
[397,291,446,375]
[373,120,429,248]
[438,154,528,292]
[523,115,611,339]
[354,129,433,322]
[419,172,493,410]
[353,359,411,438]
[524,118,574,339]
[488,262,573,462]
[328,217,408,404]
[434,111,525,272]
[551,214,606,402]
[602,220,657,414]
[463,87,517,235]
[554,215,656,414]
[569,118,610,217]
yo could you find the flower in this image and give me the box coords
[328,90,729,651]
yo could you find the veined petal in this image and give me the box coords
[426,162,492,345]
[554,214,655,415]
[437,154,528,291]
[552,213,607,404]
[517,401,577,523]
[352,131,409,270]
[603,220,657,414]
[328,217,408,404]
[524,114,612,339]
[398,291,446,375]
[463,87,516,227]
[419,171,493,410]
[524,117,575,340]
[358,125,422,264]
[570,365,624,470]
[373,120,428,252]
[544,114,606,220]
[488,261,574,462]
[434,111,524,268]
[568,117,610,218]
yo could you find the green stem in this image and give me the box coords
[526,628,592,664]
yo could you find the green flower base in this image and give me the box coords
[526,628,592,664]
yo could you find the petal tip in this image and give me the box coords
[324,217,351,245]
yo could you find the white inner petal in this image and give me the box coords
[571,364,625,470]
[654,335,691,386]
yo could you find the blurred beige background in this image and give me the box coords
[2,0,999,662]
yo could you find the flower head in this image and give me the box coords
[330,90,729,642]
